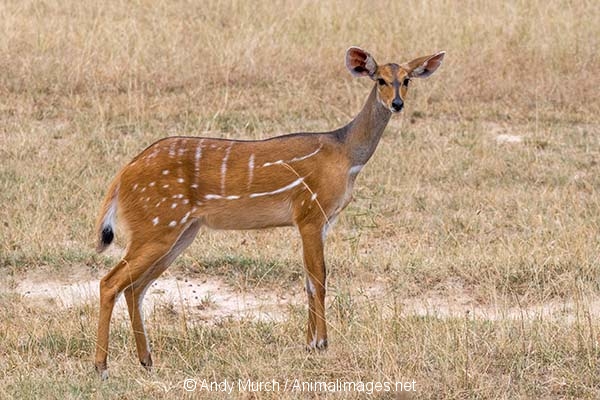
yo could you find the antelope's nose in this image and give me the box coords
[391,98,404,112]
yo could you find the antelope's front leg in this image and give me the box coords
[299,223,328,350]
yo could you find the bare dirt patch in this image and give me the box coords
[11,266,600,325]
[14,267,303,323]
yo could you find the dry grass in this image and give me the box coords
[1,0,600,398]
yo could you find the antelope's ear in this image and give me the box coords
[345,47,378,78]
[404,51,445,79]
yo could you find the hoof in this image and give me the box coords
[316,338,328,350]
[100,369,109,381]
[95,363,109,381]
[306,338,328,352]
[140,354,153,371]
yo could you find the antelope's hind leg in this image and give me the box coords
[94,220,201,379]
[123,220,201,370]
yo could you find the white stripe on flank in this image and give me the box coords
[249,178,304,198]
[205,194,241,200]
[262,159,284,167]
[221,143,233,195]
[193,140,204,195]
[262,144,322,167]
[195,141,203,173]
[289,144,322,163]
[247,153,255,188]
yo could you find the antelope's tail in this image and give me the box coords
[94,176,121,253]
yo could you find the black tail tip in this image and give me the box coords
[99,226,114,249]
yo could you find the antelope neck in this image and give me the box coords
[336,85,392,166]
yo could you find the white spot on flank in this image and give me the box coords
[147,148,159,159]
[140,187,146,193]
[172,194,184,199]
[162,170,169,175]
[149,182,155,187]
[311,193,318,201]
[171,203,177,209]
[191,184,198,189]
[177,178,184,183]
[132,183,139,191]
[168,220,177,227]
[162,184,170,188]
[152,217,159,226]
[249,178,304,198]
[182,199,189,204]
[180,211,191,224]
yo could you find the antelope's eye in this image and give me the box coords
[403,78,410,87]
[377,78,387,86]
